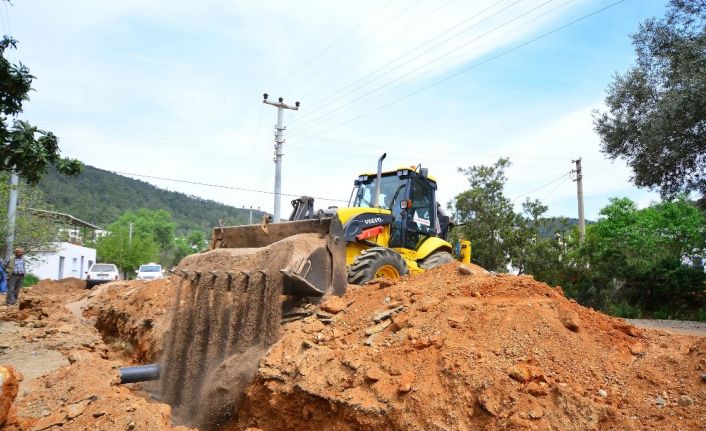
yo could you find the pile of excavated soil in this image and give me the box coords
[0,278,195,431]
[224,263,705,431]
[13,261,704,431]
[87,279,175,363]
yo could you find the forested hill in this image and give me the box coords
[38,165,263,234]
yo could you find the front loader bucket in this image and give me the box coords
[207,215,347,297]
[159,217,348,427]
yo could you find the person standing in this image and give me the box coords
[4,247,26,306]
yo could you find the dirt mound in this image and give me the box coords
[0,278,195,431]
[226,263,704,431]
[0,366,21,427]
[88,279,175,362]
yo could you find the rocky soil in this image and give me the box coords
[1,263,704,430]
[0,278,192,431]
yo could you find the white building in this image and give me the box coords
[27,210,101,281]
[33,242,96,280]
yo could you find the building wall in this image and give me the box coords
[32,242,97,280]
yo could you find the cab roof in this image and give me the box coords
[357,165,437,183]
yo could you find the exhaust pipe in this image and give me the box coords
[372,153,387,208]
[119,364,161,384]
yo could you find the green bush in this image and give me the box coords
[697,307,706,322]
[606,301,642,319]
[22,273,39,287]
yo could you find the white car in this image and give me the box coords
[86,263,120,288]
[136,263,163,280]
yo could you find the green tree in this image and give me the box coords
[172,230,209,266]
[1,36,83,183]
[509,199,571,285]
[581,197,705,311]
[112,209,176,250]
[0,173,63,258]
[451,158,521,271]
[593,0,706,197]
[96,225,159,276]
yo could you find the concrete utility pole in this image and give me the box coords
[4,172,19,260]
[263,93,299,222]
[572,158,585,244]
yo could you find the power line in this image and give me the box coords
[280,0,394,92]
[106,169,349,203]
[295,0,457,102]
[287,0,422,95]
[289,0,522,127]
[291,0,556,132]
[513,171,572,201]
[300,0,626,137]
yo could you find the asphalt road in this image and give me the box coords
[626,319,706,337]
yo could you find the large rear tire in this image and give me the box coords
[348,247,409,285]
[418,250,454,270]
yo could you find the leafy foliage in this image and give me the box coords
[0,173,63,258]
[38,165,262,235]
[111,209,176,250]
[452,158,521,271]
[593,0,706,197]
[0,36,82,184]
[96,225,160,276]
[580,197,706,310]
[451,158,706,319]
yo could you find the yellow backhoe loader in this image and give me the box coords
[206,153,471,298]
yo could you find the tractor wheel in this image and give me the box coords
[418,250,454,270]
[348,247,409,285]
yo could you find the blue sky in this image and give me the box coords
[2,0,669,221]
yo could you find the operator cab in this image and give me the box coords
[352,166,447,249]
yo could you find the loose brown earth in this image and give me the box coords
[0,263,704,430]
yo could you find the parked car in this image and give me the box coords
[136,263,163,280]
[86,263,120,288]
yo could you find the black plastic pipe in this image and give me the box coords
[119,364,161,384]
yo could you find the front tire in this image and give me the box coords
[348,247,409,285]
[418,250,454,270]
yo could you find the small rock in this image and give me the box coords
[373,306,404,323]
[458,265,475,275]
[528,408,544,419]
[677,395,693,407]
[365,319,391,336]
[301,320,325,334]
[365,367,383,382]
[526,381,548,397]
[320,296,346,314]
[92,412,105,418]
[655,395,666,407]
[416,297,440,312]
[398,371,414,394]
[629,343,644,356]
[700,373,706,382]
[559,309,580,332]
[376,278,395,288]
[66,401,87,419]
[507,364,533,383]
[363,334,377,347]
[597,389,608,398]
[127,420,136,430]
[470,291,481,298]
